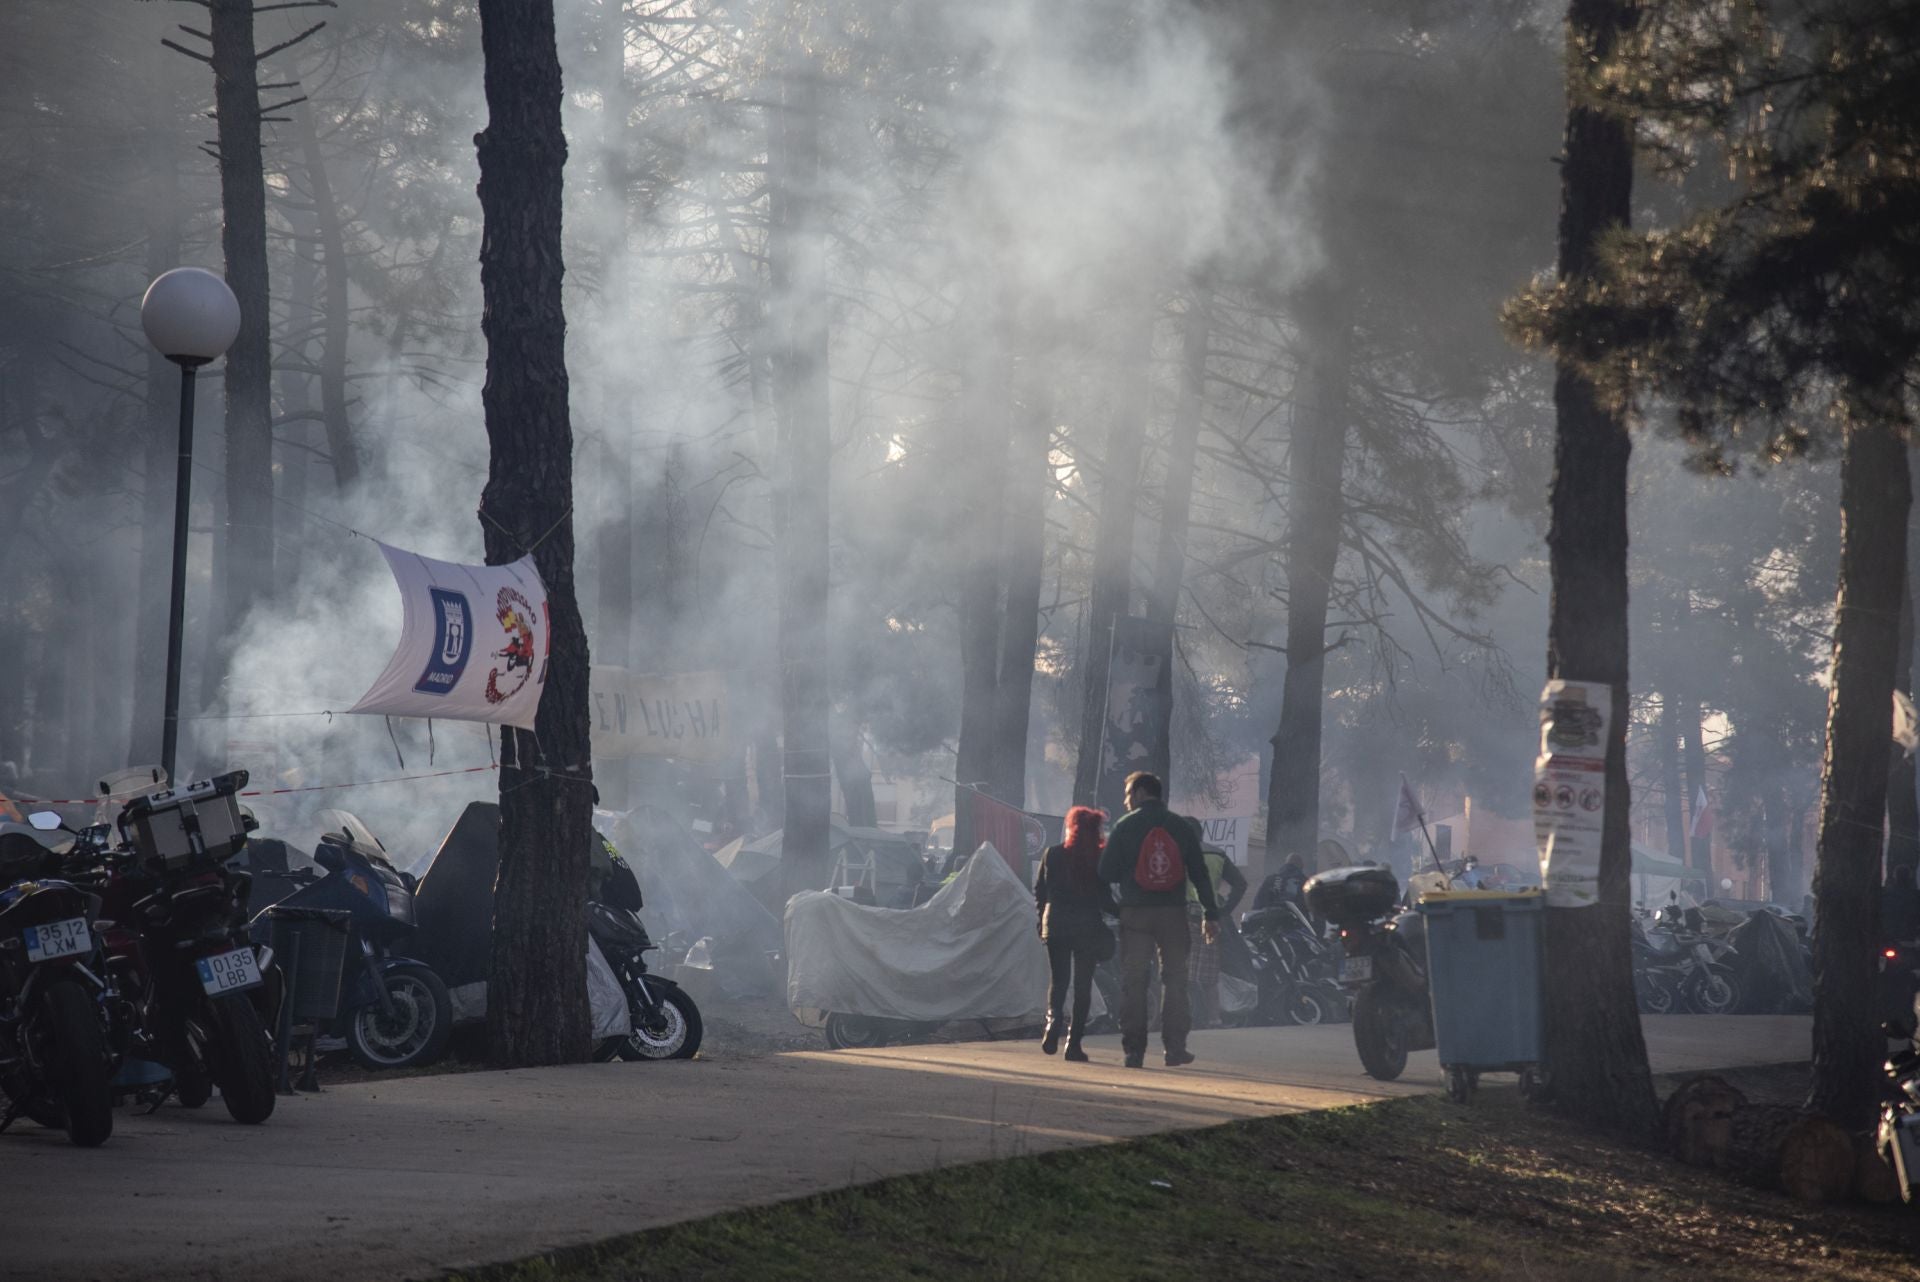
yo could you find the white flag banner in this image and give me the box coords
[1534,678,1612,908]
[348,542,550,729]
[1896,689,1920,755]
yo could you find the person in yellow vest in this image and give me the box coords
[1186,828,1247,1028]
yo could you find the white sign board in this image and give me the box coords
[1534,678,1612,908]
[589,667,730,763]
[349,543,550,730]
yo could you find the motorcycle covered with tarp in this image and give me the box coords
[787,844,1048,1049]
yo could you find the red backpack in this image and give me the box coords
[1133,825,1186,893]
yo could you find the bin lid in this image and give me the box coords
[1416,888,1544,907]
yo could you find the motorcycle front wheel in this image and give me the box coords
[347,963,453,1071]
[617,985,702,1060]
[1352,986,1410,1081]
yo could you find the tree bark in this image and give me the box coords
[592,0,635,811]
[988,355,1051,811]
[295,87,359,489]
[210,0,275,662]
[1072,302,1154,811]
[475,0,594,1068]
[1265,283,1350,874]
[954,315,1012,857]
[1145,288,1209,788]
[1539,0,1658,1138]
[1887,484,1920,883]
[768,50,833,899]
[1807,399,1911,1129]
[1678,626,1712,874]
[1659,695,1687,861]
[278,196,317,589]
[830,719,875,829]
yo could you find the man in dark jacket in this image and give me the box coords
[1097,771,1219,1068]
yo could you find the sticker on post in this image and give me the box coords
[1534,678,1612,908]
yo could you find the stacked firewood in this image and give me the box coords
[1662,1075,1898,1204]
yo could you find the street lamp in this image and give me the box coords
[140,267,240,788]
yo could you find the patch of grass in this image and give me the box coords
[443,1085,1920,1282]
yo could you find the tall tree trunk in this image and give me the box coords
[1265,283,1350,873]
[953,318,1012,857]
[989,356,1051,811]
[830,719,875,829]
[1887,478,1920,883]
[1764,783,1793,906]
[475,0,594,1068]
[768,52,833,898]
[210,0,275,666]
[1145,288,1209,788]
[130,153,182,767]
[295,89,359,489]
[1808,399,1912,1129]
[593,0,635,810]
[278,199,318,589]
[1539,0,1657,1138]
[1072,302,1154,811]
[1659,695,1687,860]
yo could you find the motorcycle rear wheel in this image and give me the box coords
[1686,964,1742,1016]
[1352,987,1410,1082]
[824,1011,890,1050]
[44,979,114,1147]
[206,994,276,1125]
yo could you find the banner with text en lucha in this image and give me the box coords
[349,543,550,729]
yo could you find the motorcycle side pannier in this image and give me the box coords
[118,770,252,870]
[1303,865,1400,928]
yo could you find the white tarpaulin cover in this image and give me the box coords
[349,542,549,729]
[586,935,632,1040]
[785,844,1049,1023]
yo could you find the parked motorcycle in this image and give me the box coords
[92,772,277,1124]
[0,815,119,1146]
[1306,866,1433,1081]
[265,811,452,1072]
[1636,901,1742,1015]
[587,899,703,1061]
[1878,1013,1920,1202]
[1235,901,1342,1026]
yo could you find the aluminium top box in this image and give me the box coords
[118,770,252,871]
[1416,889,1545,1071]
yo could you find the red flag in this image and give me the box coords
[1689,785,1715,841]
[967,789,1030,876]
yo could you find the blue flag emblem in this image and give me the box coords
[413,587,472,695]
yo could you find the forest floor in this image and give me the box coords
[447,1064,1920,1282]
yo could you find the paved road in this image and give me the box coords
[1,1015,1807,1282]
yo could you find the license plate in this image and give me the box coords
[23,918,90,963]
[196,947,263,995]
[1339,955,1373,984]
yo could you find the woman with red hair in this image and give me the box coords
[1033,805,1118,1062]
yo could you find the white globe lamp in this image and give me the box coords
[141,267,240,368]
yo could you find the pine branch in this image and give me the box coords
[255,20,325,63]
[161,37,214,64]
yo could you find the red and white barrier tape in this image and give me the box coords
[14,764,499,807]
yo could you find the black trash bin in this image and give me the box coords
[258,906,351,1091]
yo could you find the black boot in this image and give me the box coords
[1041,1018,1060,1055]
[1063,1034,1089,1063]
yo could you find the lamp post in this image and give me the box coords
[140,268,240,788]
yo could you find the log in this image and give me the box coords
[1720,1103,1856,1204]
[1855,1131,1904,1205]
[1662,1075,1747,1168]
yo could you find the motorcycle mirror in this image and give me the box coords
[314,841,347,873]
[27,811,61,832]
